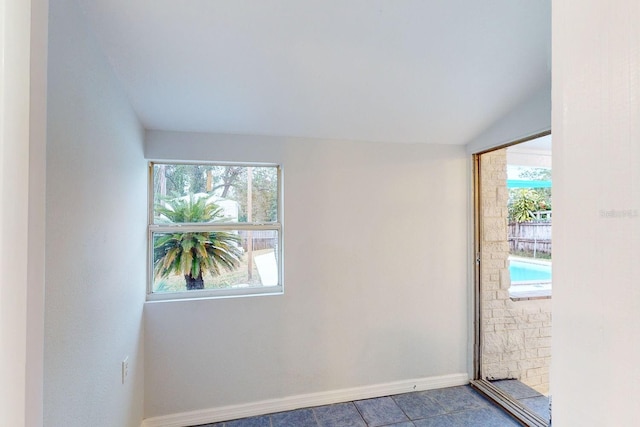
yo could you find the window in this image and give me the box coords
[148,163,282,300]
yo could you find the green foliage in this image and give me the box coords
[510,249,552,260]
[235,167,278,222]
[508,189,542,222]
[153,195,243,290]
[507,167,552,222]
[154,164,208,202]
[155,194,224,224]
[518,167,551,181]
[154,164,278,223]
[518,167,552,205]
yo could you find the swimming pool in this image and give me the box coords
[509,260,552,283]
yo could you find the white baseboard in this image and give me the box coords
[141,373,469,427]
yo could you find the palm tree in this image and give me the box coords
[153,195,243,290]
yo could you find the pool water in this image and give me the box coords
[509,260,552,282]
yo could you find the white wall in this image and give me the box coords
[1,0,47,426]
[144,131,469,419]
[552,0,640,425]
[44,0,146,426]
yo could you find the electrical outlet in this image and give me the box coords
[122,357,129,384]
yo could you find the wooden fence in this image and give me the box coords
[237,230,277,251]
[508,221,552,255]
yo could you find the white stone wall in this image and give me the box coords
[480,149,551,394]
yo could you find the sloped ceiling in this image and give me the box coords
[76,0,550,145]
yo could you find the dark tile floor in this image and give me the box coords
[491,380,551,422]
[193,384,535,427]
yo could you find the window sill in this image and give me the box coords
[146,285,283,302]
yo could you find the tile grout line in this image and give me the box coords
[310,406,321,427]
[389,393,413,425]
[192,384,531,427]
[351,400,368,426]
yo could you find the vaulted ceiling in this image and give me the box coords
[76,0,550,145]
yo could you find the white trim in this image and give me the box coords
[145,285,283,302]
[140,373,470,427]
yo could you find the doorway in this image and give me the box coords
[471,134,552,427]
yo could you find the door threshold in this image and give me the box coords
[470,379,549,427]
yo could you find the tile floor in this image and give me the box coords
[491,380,551,422]
[193,384,537,427]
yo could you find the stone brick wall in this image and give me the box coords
[479,149,551,395]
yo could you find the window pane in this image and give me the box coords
[152,230,279,293]
[152,164,278,224]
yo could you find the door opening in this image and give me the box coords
[471,133,552,427]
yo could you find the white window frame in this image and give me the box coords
[147,161,283,301]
